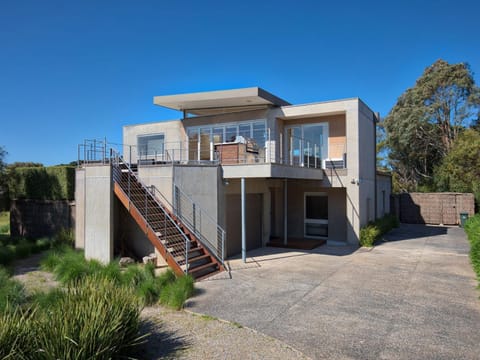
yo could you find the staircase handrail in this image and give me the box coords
[148,184,226,265]
[110,149,193,273]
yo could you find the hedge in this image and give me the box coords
[8,166,75,200]
[464,214,480,287]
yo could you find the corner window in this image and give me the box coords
[137,134,165,158]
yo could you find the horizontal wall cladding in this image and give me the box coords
[394,192,474,225]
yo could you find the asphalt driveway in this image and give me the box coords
[186,224,480,359]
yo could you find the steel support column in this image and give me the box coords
[284,178,288,245]
[241,177,246,262]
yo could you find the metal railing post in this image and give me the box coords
[145,187,148,220]
[222,230,225,261]
[289,135,293,165]
[307,141,310,168]
[192,203,196,233]
[128,168,131,199]
[185,240,190,274]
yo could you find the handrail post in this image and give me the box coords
[222,230,225,262]
[192,203,196,233]
[145,186,148,220]
[128,167,131,199]
[185,240,190,274]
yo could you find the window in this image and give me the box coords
[285,123,328,168]
[137,134,164,158]
[186,120,266,160]
[304,193,328,238]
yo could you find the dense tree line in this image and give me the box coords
[382,59,480,203]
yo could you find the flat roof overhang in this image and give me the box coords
[221,163,324,180]
[153,87,290,116]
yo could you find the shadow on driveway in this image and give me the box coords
[381,223,448,242]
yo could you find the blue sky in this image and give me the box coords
[1,0,479,165]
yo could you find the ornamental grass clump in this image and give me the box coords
[0,267,26,312]
[0,305,34,359]
[159,273,194,310]
[33,277,146,359]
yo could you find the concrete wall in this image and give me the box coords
[114,197,154,258]
[75,168,85,249]
[83,165,113,263]
[137,165,174,211]
[123,120,185,164]
[376,174,392,218]
[223,178,272,246]
[285,181,347,243]
[357,100,377,225]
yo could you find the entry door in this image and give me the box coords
[304,193,328,238]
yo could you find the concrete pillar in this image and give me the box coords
[84,165,113,263]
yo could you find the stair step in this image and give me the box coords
[188,261,218,274]
[194,269,222,281]
[188,254,210,263]
[179,253,210,265]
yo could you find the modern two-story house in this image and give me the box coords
[75,87,391,279]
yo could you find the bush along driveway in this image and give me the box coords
[187,224,480,360]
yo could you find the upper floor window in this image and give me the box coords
[137,133,165,158]
[285,123,328,168]
[187,120,266,161]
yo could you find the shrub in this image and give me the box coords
[41,249,65,272]
[0,246,15,266]
[14,238,36,258]
[359,226,381,247]
[33,277,145,359]
[359,214,400,247]
[41,248,195,307]
[0,305,34,359]
[35,237,52,252]
[0,224,9,234]
[53,228,74,247]
[159,274,194,310]
[0,267,26,312]
[464,214,480,286]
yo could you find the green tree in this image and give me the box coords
[384,59,480,192]
[435,128,480,204]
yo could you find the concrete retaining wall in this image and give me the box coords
[10,199,75,238]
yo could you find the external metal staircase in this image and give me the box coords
[111,152,225,280]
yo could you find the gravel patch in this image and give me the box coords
[140,306,310,360]
[12,252,58,294]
